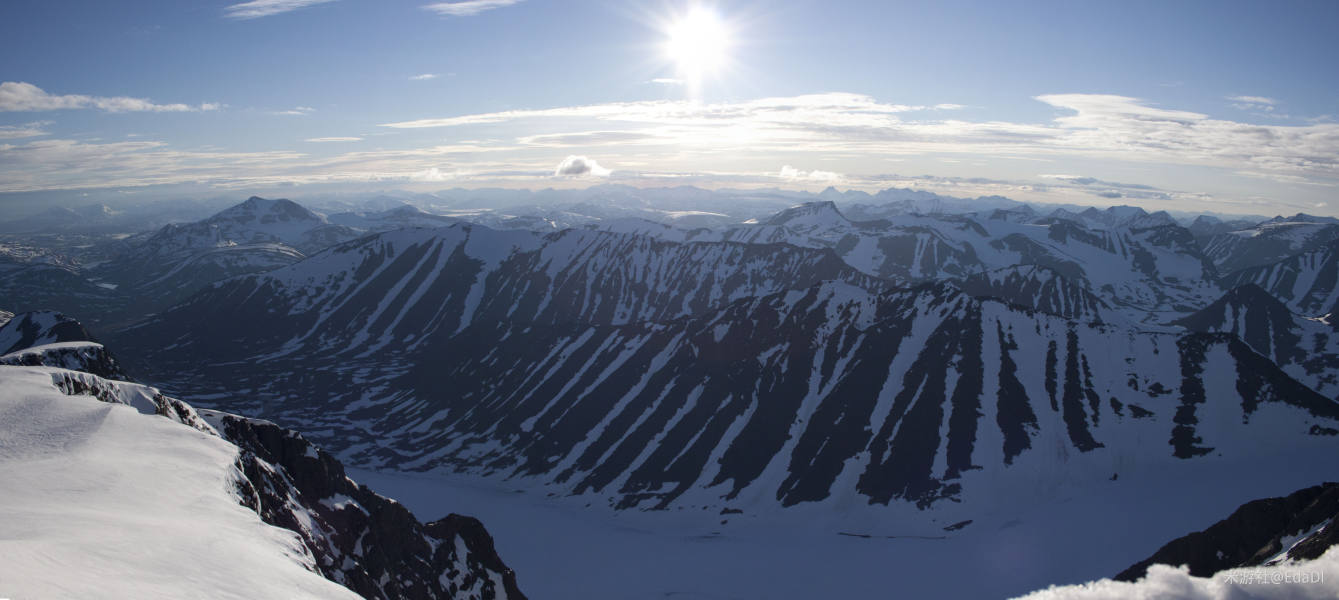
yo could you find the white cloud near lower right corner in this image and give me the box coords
[555,155,611,178]
[1012,545,1339,600]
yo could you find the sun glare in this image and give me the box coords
[665,8,731,87]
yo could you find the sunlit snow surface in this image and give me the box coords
[1017,549,1338,600]
[0,367,358,599]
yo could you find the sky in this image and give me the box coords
[1,0,1337,216]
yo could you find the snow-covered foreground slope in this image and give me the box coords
[1018,549,1338,600]
[0,365,526,599]
[0,367,357,600]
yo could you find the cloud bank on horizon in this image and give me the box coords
[0,0,1335,215]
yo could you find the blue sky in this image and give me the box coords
[1,0,1336,215]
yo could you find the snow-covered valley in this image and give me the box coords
[351,452,1337,599]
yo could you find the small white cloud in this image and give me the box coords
[422,0,523,17]
[778,165,841,182]
[224,0,338,19]
[1040,174,1099,185]
[0,81,219,113]
[411,167,455,181]
[305,136,362,142]
[1227,95,1275,106]
[1227,95,1277,112]
[554,155,611,178]
[274,106,315,116]
[409,73,439,81]
[650,78,685,86]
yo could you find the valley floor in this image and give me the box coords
[352,454,1337,600]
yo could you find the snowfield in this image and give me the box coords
[351,441,1338,600]
[0,366,359,599]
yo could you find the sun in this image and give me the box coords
[665,7,731,87]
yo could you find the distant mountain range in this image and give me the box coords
[5,188,1339,598]
[102,198,1339,521]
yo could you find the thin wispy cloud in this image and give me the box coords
[274,106,315,116]
[422,0,524,17]
[0,82,219,113]
[1227,95,1277,112]
[409,73,439,81]
[1227,95,1276,106]
[379,93,964,129]
[378,92,1339,182]
[0,121,51,139]
[5,92,1336,215]
[224,0,338,19]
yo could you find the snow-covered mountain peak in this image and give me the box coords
[818,185,845,201]
[986,205,1038,223]
[1267,213,1339,225]
[1173,284,1298,341]
[762,200,850,228]
[1054,205,1178,230]
[209,196,327,228]
[384,203,428,217]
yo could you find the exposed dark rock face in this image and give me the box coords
[218,413,526,600]
[1175,284,1339,395]
[121,272,1339,513]
[1203,221,1339,275]
[959,265,1114,323]
[0,262,130,326]
[96,208,1339,516]
[1,342,127,380]
[1220,237,1339,316]
[0,310,127,380]
[114,224,887,363]
[0,310,97,355]
[1117,482,1339,581]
